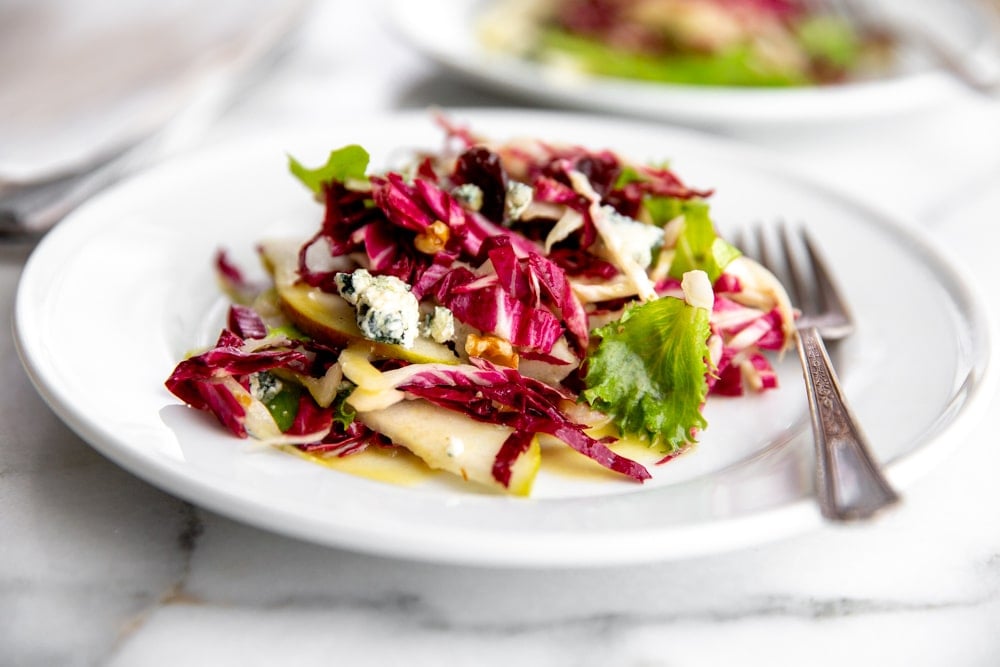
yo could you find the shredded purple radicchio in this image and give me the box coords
[398,358,651,485]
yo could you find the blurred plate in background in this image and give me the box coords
[384,0,998,128]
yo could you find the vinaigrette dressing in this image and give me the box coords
[284,427,676,490]
[284,445,435,486]
[539,431,674,483]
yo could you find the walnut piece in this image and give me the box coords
[414,221,451,255]
[465,333,519,369]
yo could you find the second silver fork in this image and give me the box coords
[816,0,1000,94]
[743,224,900,521]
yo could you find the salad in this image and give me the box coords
[165,117,795,496]
[480,0,892,87]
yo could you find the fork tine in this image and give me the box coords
[800,227,855,331]
[731,227,748,259]
[776,223,811,316]
[751,223,799,307]
[752,224,772,271]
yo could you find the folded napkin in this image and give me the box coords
[0,0,307,187]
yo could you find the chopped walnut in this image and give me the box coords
[465,333,519,369]
[414,221,451,255]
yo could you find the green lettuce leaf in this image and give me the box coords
[288,144,370,194]
[331,383,358,430]
[539,30,808,87]
[796,15,860,69]
[583,296,711,452]
[643,195,686,227]
[257,372,301,432]
[613,165,644,189]
[668,201,741,282]
[615,167,688,227]
[267,322,310,341]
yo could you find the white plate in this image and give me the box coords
[383,0,995,127]
[15,110,994,567]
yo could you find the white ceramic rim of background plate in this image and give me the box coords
[382,0,994,127]
[15,109,996,567]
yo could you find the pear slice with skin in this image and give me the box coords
[357,398,541,496]
[258,239,459,365]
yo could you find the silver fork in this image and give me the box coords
[741,224,900,521]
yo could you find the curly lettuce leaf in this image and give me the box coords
[668,201,741,282]
[583,296,711,452]
[289,144,370,194]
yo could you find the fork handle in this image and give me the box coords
[795,327,900,521]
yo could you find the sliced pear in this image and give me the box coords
[259,239,458,365]
[357,399,541,496]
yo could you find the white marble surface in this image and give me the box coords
[4,2,1000,665]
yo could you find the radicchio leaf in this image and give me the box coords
[399,359,651,483]
[432,266,564,353]
[227,305,267,340]
[165,331,311,437]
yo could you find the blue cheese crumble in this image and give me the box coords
[422,305,455,344]
[335,269,420,348]
[505,180,533,221]
[599,205,664,269]
[249,371,283,403]
[452,183,484,212]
